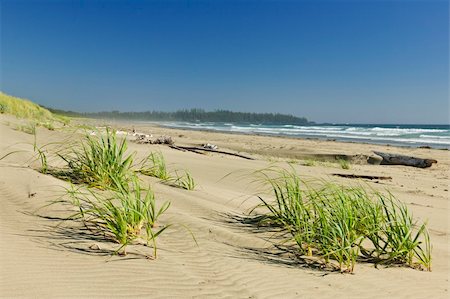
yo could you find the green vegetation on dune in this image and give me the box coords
[253,167,431,273]
[137,151,196,190]
[21,129,196,257]
[1,92,52,120]
[0,91,69,126]
[171,170,196,190]
[59,128,135,191]
[138,151,171,180]
[66,176,171,257]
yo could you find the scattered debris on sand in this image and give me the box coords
[202,143,218,150]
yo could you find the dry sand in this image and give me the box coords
[0,115,449,298]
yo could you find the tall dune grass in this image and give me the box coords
[171,170,196,190]
[138,151,171,180]
[59,128,134,190]
[337,158,351,169]
[66,176,170,256]
[253,168,431,272]
[1,118,195,258]
[138,152,197,190]
[0,92,69,125]
[0,92,53,120]
[15,122,37,135]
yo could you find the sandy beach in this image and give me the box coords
[0,115,449,298]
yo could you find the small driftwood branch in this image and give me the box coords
[373,151,437,168]
[333,173,392,180]
[169,145,205,155]
[170,145,255,160]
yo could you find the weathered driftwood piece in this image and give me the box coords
[367,155,383,165]
[134,135,174,145]
[133,133,152,144]
[169,145,186,152]
[171,145,255,160]
[333,173,392,180]
[373,151,437,168]
[152,135,174,145]
[169,145,205,155]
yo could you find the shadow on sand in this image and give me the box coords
[23,212,154,261]
[209,212,340,274]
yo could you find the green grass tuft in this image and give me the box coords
[303,159,317,167]
[338,158,351,169]
[138,151,171,180]
[40,121,55,131]
[171,170,196,190]
[59,128,134,191]
[66,176,170,257]
[253,167,431,273]
[14,122,37,135]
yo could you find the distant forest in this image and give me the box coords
[47,108,312,125]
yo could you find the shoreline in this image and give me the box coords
[159,123,450,150]
[89,118,449,165]
[80,118,450,150]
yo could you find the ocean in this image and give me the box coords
[162,122,450,149]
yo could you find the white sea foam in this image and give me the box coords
[163,122,450,148]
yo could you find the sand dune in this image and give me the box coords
[0,116,449,298]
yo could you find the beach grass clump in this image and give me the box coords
[0,92,54,121]
[14,122,37,135]
[66,176,170,256]
[39,121,55,131]
[33,143,49,174]
[138,152,197,190]
[171,171,196,190]
[138,151,171,180]
[303,159,317,167]
[254,168,431,272]
[59,128,134,190]
[338,158,351,169]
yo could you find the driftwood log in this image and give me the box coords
[333,173,392,180]
[373,151,437,168]
[169,145,205,155]
[169,145,255,160]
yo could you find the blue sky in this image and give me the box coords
[1,0,448,124]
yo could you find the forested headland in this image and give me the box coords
[48,108,312,125]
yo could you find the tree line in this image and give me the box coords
[47,107,311,125]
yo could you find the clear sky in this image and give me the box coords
[1,0,448,124]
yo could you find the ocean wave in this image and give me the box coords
[162,122,450,147]
[371,127,447,134]
[420,134,450,139]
